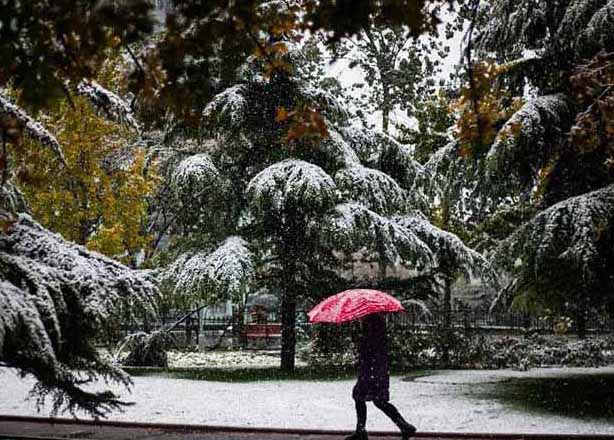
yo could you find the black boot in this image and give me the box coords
[344,430,368,440]
[348,398,368,440]
[373,401,416,440]
[399,423,416,440]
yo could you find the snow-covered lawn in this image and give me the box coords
[2,366,614,434]
[166,349,307,368]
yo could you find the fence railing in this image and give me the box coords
[119,312,279,348]
[117,308,614,348]
[388,309,614,335]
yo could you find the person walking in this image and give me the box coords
[346,313,416,440]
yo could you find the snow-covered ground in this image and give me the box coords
[166,350,306,368]
[2,366,614,434]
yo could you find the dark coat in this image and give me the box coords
[352,314,390,402]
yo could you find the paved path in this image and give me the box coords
[5,368,614,434]
[1,416,612,440]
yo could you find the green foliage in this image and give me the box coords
[121,331,176,368]
[388,329,614,370]
[401,88,456,163]
[304,322,614,371]
[15,97,157,264]
[299,323,359,368]
[332,21,445,134]
[452,0,614,319]
[0,0,154,110]
[480,335,613,370]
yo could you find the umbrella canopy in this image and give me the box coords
[308,289,405,324]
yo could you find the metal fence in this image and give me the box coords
[119,311,275,348]
[388,309,614,335]
[118,307,614,349]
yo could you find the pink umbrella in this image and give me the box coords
[308,289,405,324]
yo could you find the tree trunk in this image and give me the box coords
[382,85,391,134]
[575,305,587,339]
[379,261,387,278]
[279,216,299,372]
[280,297,296,371]
[441,274,452,368]
[440,192,452,367]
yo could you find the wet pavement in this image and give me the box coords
[0,416,612,440]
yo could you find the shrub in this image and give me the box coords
[302,319,614,371]
[120,331,176,367]
[298,323,359,368]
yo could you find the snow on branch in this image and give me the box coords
[247,159,337,215]
[496,184,614,297]
[76,79,140,131]
[395,214,495,285]
[170,153,221,203]
[2,214,157,326]
[203,84,249,130]
[160,236,254,303]
[341,123,424,187]
[0,214,157,417]
[577,0,614,54]
[339,122,381,164]
[0,181,28,214]
[0,94,65,164]
[256,0,292,15]
[486,94,573,189]
[378,133,426,189]
[298,83,350,123]
[477,0,612,60]
[557,0,609,45]
[423,141,458,196]
[335,165,407,215]
[322,202,434,268]
[424,141,458,177]
[422,140,487,221]
[317,128,361,169]
[476,0,567,56]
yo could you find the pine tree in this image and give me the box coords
[459,0,614,330]
[0,214,157,417]
[158,38,491,370]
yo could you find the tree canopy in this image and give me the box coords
[454,0,614,327]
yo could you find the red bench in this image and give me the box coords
[244,323,282,339]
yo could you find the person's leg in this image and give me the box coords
[345,398,368,440]
[373,400,416,440]
[355,399,367,432]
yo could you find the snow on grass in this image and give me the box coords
[2,366,614,433]
[166,350,307,369]
[414,366,614,384]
